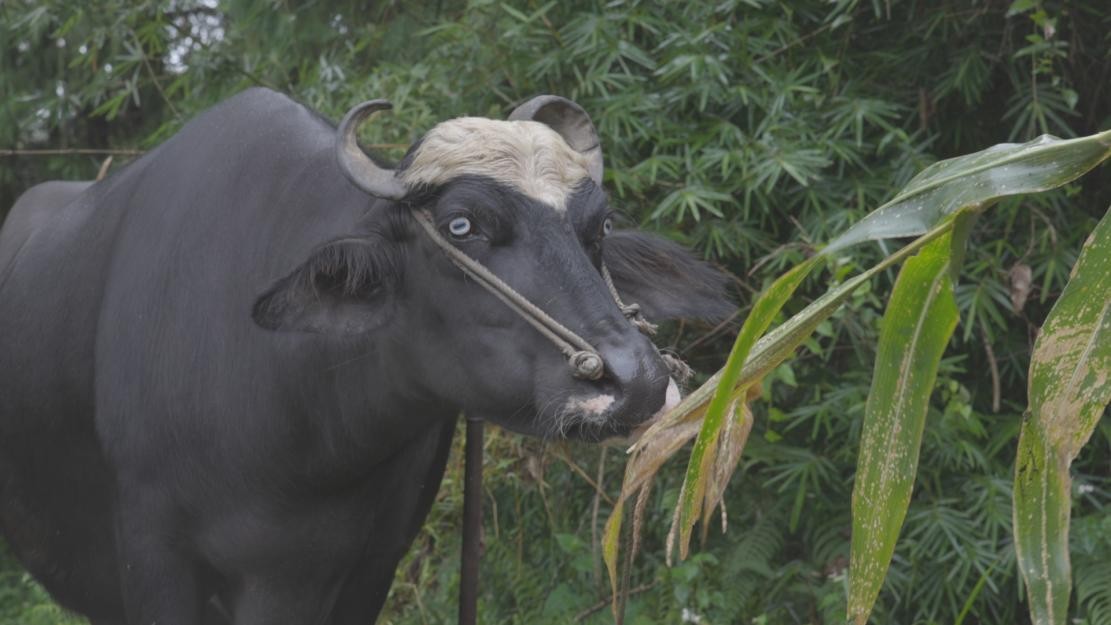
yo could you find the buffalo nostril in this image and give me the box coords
[595,337,670,422]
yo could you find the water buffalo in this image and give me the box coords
[0,88,731,624]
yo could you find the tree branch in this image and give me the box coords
[0,148,145,157]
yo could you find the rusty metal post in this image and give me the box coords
[459,416,484,625]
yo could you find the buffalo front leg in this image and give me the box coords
[115,484,205,625]
[226,572,343,625]
[329,420,457,624]
[327,549,410,625]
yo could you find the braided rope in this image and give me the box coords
[599,263,658,336]
[413,209,604,380]
[411,208,693,385]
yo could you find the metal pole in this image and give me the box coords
[459,417,483,625]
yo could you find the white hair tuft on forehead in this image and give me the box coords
[398,117,593,212]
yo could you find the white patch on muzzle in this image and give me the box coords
[565,393,616,419]
[399,118,592,212]
[557,379,680,443]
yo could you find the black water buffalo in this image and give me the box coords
[0,88,730,624]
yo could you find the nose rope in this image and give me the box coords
[599,254,693,385]
[599,263,658,336]
[412,209,604,380]
[411,209,693,385]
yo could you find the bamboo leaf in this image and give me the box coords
[826,131,1111,253]
[848,232,959,624]
[1014,207,1111,625]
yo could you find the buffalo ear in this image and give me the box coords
[602,230,734,322]
[252,237,399,335]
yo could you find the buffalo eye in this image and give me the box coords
[448,217,472,238]
[601,217,613,237]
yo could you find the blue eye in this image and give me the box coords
[602,217,613,237]
[448,217,472,238]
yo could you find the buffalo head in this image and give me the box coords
[252,96,732,442]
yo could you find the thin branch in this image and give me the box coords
[681,306,744,355]
[2,144,405,158]
[982,328,1001,413]
[590,446,607,588]
[362,143,411,150]
[0,148,145,157]
[574,582,657,622]
[754,21,835,64]
[224,62,282,92]
[96,156,114,181]
[553,448,614,506]
[135,34,181,118]
[164,6,221,19]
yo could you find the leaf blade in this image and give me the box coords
[826,131,1111,253]
[1014,206,1111,625]
[673,256,820,560]
[848,232,959,624]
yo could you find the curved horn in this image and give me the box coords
[508,95,604,186]
[336,99,408,200]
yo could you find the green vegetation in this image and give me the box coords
[603,130,1110,625]
[2,1,1108,624]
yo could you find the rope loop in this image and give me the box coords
[661,353,693,386]
[603,265,658,337]
[570,350,605,380]
[621,303,659,336]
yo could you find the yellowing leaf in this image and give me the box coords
[1014,207,1111,625]
[674,257,819,561]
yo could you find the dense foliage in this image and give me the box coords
[1,1,1108,623]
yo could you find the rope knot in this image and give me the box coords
[570,351,604,380]
[661,353,694,386]
[622,304,659,336]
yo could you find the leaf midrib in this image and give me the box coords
[873,268,945,506]
[877,131,1111,212]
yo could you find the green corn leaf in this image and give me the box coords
[603,222,955,600]
[826,131,1111,254]
[1014,421,1072,625]
[607,121,1110,602]
[610,129,1109,607]
[671,256,820,561]
[701,399,754,536]
[628,221,955,463]
[601,495,623,611]
[948,209,980,282]
[1014,207,1111,625]
[848,232,959,625]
